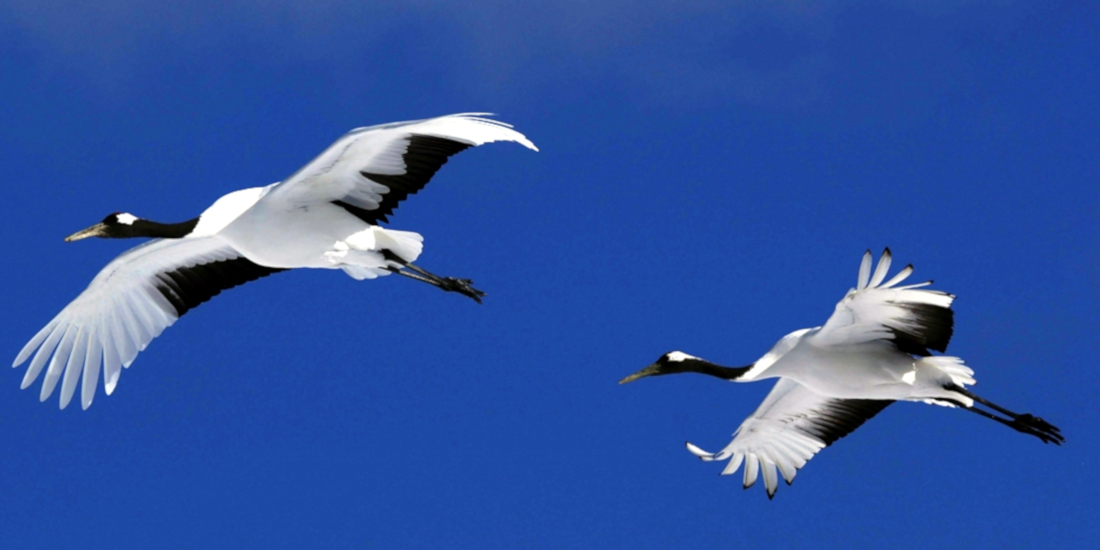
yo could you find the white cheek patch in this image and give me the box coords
[116,213,138,225]
[666,351,699,363]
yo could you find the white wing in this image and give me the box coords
[686,379,891,498]
[263,113,538,223]
[12,237,283,410]
[811,248,955,355]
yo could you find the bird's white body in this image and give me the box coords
[189,187,267,237]
[14,113,537,410]
[741,330,973,404]
[218,194,420,275]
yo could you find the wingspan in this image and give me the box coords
[686,379,891,498]
[12,237,284,410]
[811,248,955,355]
[264,113,538,224]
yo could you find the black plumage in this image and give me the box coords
[336,134,472,225]
[154,258,286,317]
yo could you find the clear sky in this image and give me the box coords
[1,1,1096,548]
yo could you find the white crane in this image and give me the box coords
[620,248,1063,498]
[13,113,537,410]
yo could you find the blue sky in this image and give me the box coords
[1,1,1097,548]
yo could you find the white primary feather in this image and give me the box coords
[856,250,873,290]
[686,379,882,498]
[867,248,892,288]
[13,237,246,409]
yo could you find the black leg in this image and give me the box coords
[944,384,1065,445]
[385,266,441,286]
[381,250,486,304]
[954,402,1064,445]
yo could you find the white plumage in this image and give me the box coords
[14,113,537,410]
[622,248,1063,498]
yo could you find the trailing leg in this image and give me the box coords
[381,250,486,303]
[944,384,1064,445]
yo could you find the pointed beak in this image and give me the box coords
[619,364,661,385]
[65,222,109,242]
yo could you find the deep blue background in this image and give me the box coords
[1,1,1096,548]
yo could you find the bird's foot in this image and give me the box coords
[438,277,486,304]
[1017,414,1060,434]
[1011,414,1064,445]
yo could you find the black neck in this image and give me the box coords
[127,218,199,239]
[678,358,752,380]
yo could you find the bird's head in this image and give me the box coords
[65,212,141,242]
[619,351,706,384]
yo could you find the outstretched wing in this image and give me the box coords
[13,237,284,410]
[811,248,955,356]
[263,113,538,224]
[686,379,891,499]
